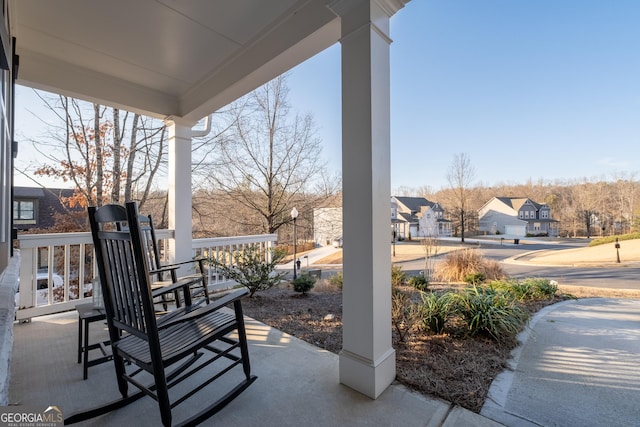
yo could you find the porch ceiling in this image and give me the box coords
[10,0,340,123]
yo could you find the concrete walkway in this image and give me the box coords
[482,298,640,427]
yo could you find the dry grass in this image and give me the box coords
[242,280,640,413]
[314,250,344,264]
[434,248,505,282]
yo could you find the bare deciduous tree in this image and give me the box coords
[420,234,439,281]
[24,92,166,209]
[446,153,476,243]
[194,74,340,235]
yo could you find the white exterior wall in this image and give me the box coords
[417,207,437,237]
[0,16,15,272]
[479,199,515,234]
[314,208,343,246]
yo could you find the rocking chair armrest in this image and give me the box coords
[160,257,206,271]
[149,265,179,276]
[157,287,249,329]
[149,258,206,276]
[151,275,203,298]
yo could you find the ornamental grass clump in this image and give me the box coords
[418,292,455,334]
[489,278,534,301]
[453,286,528,342]
[436,249,505,283]
[328,271,343,289]
[463,272,486,285]
[489,278,559,301]
[391,265,407,287]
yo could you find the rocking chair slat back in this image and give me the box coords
[91,206,156,339]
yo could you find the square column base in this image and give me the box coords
[339,347,396,399]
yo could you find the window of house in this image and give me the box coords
[519,211,523,219]
[524,211,529,219]
[13,200,35,220]
[13,200,36,224]
[541,210,548,219]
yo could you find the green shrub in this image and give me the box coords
[489,278,533,301]
[418,292,454,334]
[391,265,406,287]
[489,278,558,301]
[407,274,429,291]
[463,272,486,285]
[328,271,343,289]
[522,278,558,299]
[208,246,286,297]
[453,286,529,342]
[291,274,316,294]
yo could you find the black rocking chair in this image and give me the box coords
[66,202,256,426]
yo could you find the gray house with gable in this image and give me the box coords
[478,197,559,237]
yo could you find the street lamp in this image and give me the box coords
[392,223,397,257]
[291,207,298,279]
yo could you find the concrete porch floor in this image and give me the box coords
[9,310,501,427]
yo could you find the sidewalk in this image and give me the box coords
[481,298,640,427]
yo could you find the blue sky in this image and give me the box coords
[287,0,640,191]
[15,1,640,192]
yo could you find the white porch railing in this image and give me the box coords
[16,231,277,321]
[192,234,277,292]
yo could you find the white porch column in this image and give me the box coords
[330,0,408,399]
[164,118,193,264]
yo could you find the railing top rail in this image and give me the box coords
[192,234,277,248]
[18,232,93,248]
[17,230,174,248]
[17,231,275,249]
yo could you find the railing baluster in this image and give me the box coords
[64,244,70,302]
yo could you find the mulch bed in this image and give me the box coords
[241,283,565,413]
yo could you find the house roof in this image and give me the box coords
[393,196,435,212]
[14,187,82,230]
[392,196,449,224]
[493,196,546,211]
[14,187,45,198]
[397,212,414,223]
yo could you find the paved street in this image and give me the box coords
[391,239,640,291]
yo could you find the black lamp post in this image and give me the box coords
[291,207,298,279]
[392,223,396,257]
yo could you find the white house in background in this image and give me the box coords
[391,196,452,239]
[313,208,342,247]
[478,197,559,237]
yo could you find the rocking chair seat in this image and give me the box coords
[117,294,240,367]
